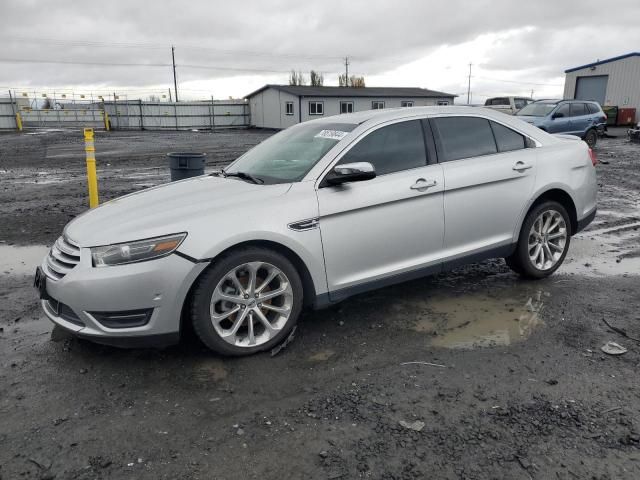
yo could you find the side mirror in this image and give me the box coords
[324,162,376,186]
[552,112,565,119]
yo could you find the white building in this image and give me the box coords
[564,52,640,122]
[245,85,456,129]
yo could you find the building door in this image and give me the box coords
[575,75,608,105]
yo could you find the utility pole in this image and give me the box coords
[171,45,179,102]
[168,88,172,102]
[530,89,534,99]
[344,56,350,86]
[467,63,472,105]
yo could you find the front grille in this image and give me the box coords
[43,235,81,280]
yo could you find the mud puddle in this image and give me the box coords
[0,244,49,276]
[413,289,547,349]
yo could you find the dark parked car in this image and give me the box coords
[516,100,607,147]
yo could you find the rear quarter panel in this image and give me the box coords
[514,138,596,239]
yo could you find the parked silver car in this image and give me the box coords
[36,107,597,355]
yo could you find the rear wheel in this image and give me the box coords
[584,128,597,148]
[506,201,571,279]
[190,247,303,355]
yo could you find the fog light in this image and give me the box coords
[90,309,153,328]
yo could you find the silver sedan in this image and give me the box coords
[37,107,597,355]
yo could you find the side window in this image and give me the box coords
[437,100,450,106]
[338,120,427,175]
[555,104,570,117]
[586,103,599,114]
[570,103,587,117]
[372,101,385,110]
[401,101,414,107]
[514,98,526,109]
[285,102,294,115]
[490,121,525,152]
[431,117,497,162]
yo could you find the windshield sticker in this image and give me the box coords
[315,129,349,141]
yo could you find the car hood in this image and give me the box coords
[515,115,544,125]
[65,175,291,247]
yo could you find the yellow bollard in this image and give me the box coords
[103,110,110,131]
[15,112,23,131]
[84,128,99,208]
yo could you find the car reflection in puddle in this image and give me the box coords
[413,289,548,349]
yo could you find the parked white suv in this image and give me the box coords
[36,107,597,355]
[485,97,535,115]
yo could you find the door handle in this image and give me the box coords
[410,178,437,191]
[512,161,533,171]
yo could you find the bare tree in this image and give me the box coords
[147,94,160,102]
[338,74,366,88]
[309,70,324,86]
[289,70,307,86]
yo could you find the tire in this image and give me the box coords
[190,247,304,356]
[584,128,597,148]
[505,201,571,279]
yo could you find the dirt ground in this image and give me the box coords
[0,128,639,480]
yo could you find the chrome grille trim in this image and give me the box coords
[44,235,81,281]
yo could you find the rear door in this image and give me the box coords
[316,119,445,297]
[430,116,537,263]
[569,102,590,135]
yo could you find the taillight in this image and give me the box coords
[588,148,597,166]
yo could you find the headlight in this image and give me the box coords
[91,233,187,267]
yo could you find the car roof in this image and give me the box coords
[304,105,524,126]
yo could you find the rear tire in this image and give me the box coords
[190,247,304,356]
[584,128,597,148]
[505,201,571,279]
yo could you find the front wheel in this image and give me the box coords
[506,201,571,279]
[190,247,304,356]
[584,128,597,148]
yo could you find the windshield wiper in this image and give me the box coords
[220,169,264,184]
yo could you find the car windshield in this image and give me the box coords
[516,102,558,117]
[224,122,358,184]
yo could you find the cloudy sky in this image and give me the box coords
[2,0,639,102]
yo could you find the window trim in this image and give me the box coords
[285,101,294,116]
[428,115,537,164]
[316,117,431,188]
[339,101,354,114]
[309,101,324,116]
[371,100,385,110]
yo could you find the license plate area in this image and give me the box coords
[34,266,51,301]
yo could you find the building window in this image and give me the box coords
[309,101,324,115]
[372,101,385,110]
[285,102,294,115]
[401,101,414,107]
[340,101,354,114]
[437,100,450,106]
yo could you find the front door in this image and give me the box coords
[316,119,445,298]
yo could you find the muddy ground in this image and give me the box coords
[1,128,639,480]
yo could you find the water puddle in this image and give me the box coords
[192,359,228,382]
[560,231,640,277]
[0,244,49,276]
[413,289,547,349]
[308,349,335,362]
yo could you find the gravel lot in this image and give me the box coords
[1,128,639,480]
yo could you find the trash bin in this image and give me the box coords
[167,152,206,181]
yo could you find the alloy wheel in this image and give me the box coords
[527,209,568,270]
[209,261,293,347]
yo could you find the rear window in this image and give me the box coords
[485,98,509,106]
[586,103,601,114]
[431,117,497,162]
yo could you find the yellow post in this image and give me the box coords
[103,110,110,131]
[15,112,23,131]
[84,128,99,208]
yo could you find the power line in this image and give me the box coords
[474,76,563,87]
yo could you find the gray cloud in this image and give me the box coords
[1,0,638,97]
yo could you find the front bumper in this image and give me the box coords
[40,248,208,347]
